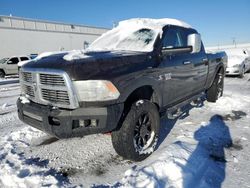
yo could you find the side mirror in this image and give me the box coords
[188,33,201,53]
[7,60,13,64]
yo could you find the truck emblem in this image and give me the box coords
[159,73,172,81]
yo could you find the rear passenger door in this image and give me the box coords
[181,29,208,94]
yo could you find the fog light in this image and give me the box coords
[91,119,97,127]
[79,119,91,127]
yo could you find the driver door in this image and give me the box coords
[6,57,19,74]
[160,26,196,106]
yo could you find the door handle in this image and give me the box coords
[202,58,209,65]
[183,61,191,65]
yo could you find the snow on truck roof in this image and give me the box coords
[118,18,192,30]
[65,18,193,61]
[86,18,193,53]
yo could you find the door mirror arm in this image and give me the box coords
[161,46,192,57]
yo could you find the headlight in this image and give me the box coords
[73,80,120,102]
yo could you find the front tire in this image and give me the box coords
[111,100,160,161]
[0,70,5,78]
[239,65,245,78]
[207,70,224,102]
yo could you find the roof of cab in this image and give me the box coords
[118,18,193,30]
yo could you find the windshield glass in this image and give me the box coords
[228,55,244,59]
[0,58,8,64]
[87,28,158,52]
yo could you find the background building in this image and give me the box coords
[0,15,109,59]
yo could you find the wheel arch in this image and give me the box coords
[0,69,6,77]
[208,64,225,89]
[123,85,161,112]
[0,68,5,74]
[117,76,163,108]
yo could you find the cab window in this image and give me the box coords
[7,57,19,64]
[162,27,185,48]
[20,57,29,61]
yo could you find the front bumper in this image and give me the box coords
[17,98,124,138]
[226,67,241,75]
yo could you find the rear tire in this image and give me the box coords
[207,70,224,102]
[111,100,160,161]
[0,70,5,78]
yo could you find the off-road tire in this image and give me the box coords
[207,70,224,102]
[111,100,160,161]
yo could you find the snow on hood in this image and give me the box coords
[35,51,68,60]
[63,50,90,61]
[18,52,67,67]
[63,18,192,61]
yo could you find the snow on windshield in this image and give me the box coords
[87,18,192,52]
[88,27,157,52]
[63,18,192,60]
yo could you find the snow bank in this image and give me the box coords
[0,127,68,187]
[117,114,233,188]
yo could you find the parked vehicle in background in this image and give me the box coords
[225,49,250,78]
[18,54,38,68]
[0,56,30,78]
[17,18,227,161]
[18,52,65,69]
[29,54,38,60]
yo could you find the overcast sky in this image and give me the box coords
[1,0,250,46]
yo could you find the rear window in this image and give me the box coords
[20,57,29,61]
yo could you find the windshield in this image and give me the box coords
[228,55,245,59]
[0,58,8,64]
[87,28,158,52]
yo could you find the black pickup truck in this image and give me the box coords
[17,18,227,161]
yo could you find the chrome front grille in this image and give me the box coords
[40,73,65,86]
[22,85,35,97]
[22,72,32,82]
[41,88,70,105]
[20,69,79,109]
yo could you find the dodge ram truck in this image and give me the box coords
[17,18,227,161]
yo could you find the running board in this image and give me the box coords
[166,93,204,119]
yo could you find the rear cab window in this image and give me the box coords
[20,57,29,61]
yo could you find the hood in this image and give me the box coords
[227,56,245,68]
[23,50,154,81]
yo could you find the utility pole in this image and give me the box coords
[232,37,237,48]
[112,21,117,28]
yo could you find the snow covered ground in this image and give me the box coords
[0,74,250,188]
